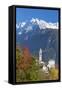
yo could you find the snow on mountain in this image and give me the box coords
[21,22,26,28]
[18,32,22,35]
[16,22,26,29]
[16,18,58,35]
[30,18,58,29]
[25,25,33,33]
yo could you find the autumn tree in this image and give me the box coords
[17,47,32,71]
[16,47,21,69]
[49,67,58,80]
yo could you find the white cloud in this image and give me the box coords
[31,18,58,30]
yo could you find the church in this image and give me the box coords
[38,48,55,73]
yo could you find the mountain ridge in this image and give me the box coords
[16,18,58,64]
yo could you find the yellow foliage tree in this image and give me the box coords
[49,67,58,80]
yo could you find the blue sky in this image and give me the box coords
[16,7,58,23]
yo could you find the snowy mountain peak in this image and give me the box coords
[30,18,58,29]
[16,18,58,35]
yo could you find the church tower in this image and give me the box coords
[39,48,42,63]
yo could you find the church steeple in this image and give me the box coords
[39,48,42,63]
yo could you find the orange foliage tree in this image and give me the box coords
[17,47,32,71]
